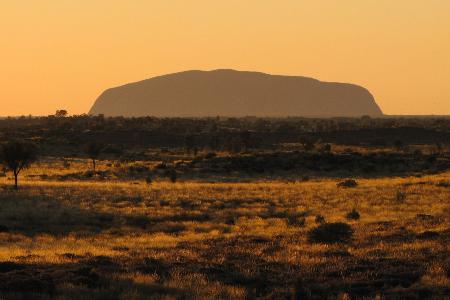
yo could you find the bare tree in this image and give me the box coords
[1,140,38,189]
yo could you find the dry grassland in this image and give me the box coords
[0,160,449,299]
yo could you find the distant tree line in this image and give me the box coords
[0,115,449,188]
[1,115,449,153]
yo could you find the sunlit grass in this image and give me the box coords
[0,161,449,299]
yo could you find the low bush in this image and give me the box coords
[346,209,360,220]
[287,215,306,226]
[308,222,353,244]
[436,180,450,188]
[168,170,177,183]
[337,179,358,188]
[315,214,326,224]
[205,152,217,159]
[396,190,407,203]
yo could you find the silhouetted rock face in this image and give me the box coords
[89,69,383,117]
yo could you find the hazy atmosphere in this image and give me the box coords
[1,0,450,116]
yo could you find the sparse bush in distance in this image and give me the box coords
[394,139,404,151]
[62,158,71,169]
[299,137,316,152]
[436,180,450,188]
[184,135,196,155]
[337,179,358,188]
[308,222,353,244]
[396,190,407,203]
[346,208,360,220]
[320,143,332,153]
[0,140,38,189]
[155,162,167,169]
[55,109,68,117]
[167,169,177,183]
[205,152,217,159]
[413,149,423,156]
[287,215,306,227]
[315,214,326,224]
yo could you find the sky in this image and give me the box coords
[1,1,449,116]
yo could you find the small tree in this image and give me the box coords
[84,142,103,172]
[1,140,38,190]
[55,109,68,117]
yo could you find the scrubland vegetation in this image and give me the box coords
[0,115,449,299]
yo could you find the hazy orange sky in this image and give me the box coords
[1,1,449,116]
